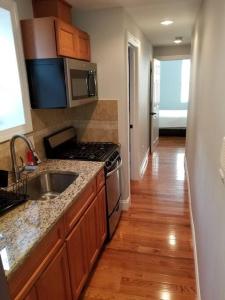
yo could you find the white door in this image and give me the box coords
[150,59,160,153]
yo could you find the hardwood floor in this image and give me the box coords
[81,137,196,300]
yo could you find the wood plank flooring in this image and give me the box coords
[81,137,196,300]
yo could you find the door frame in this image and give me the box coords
[150,58,161,153]
[127,32,140,180]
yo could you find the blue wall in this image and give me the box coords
[159,60,188,110]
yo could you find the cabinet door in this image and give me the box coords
[24,287,38,300]
[83,198,99,270]
[78,30,90,61]
[35,246,72,300]
[66,217,88,300]
[33,0,72,23]
[96,187,107,248]
[55,19,78,58]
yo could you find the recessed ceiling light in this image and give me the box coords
[160,20,174,26]
[174,37,183,44]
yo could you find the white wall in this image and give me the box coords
[73,8,125,101]
[186,0,225,299]
[73,8,152,205]
[73,8,129,204]
[74,8,152,205]
[124,14,152,179]
[15,0,33,19]
[154,44,191,59]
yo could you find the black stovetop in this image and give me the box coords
[44,127,119,162]
[55,142,118,162]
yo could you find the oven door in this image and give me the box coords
[106,157,122,216]
[106,156,122,238]
[65,58,98,107]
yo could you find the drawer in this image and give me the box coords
[64,178,97,235]
[96,169,105,192]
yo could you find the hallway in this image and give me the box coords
[81,137,196,300]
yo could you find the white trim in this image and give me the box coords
[155,54,191,61]
[140,148,149,178]
[127,31,141,181]
[120,197,130,211]
[184,157,201,300]
[127,31,140,48]
[0,0,33,143]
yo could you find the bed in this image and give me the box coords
[159,110,188,128]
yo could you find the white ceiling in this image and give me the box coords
[68,0,201,46]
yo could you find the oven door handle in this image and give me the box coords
[106,158,123,178]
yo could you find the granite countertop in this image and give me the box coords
[0,159,104,279]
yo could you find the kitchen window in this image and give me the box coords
[0,0,32,142]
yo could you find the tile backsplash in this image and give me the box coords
[0,100,118,171]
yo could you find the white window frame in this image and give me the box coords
[0,0,32,143]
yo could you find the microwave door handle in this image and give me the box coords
[88,71,96,97]
[93,71,97,96]
[86,77,89,96]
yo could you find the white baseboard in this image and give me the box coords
[184,157,201,300]
[140,148,149,178]
[120,197,130,211]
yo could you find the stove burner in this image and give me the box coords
[59,142,117,161]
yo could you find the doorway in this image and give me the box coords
[150,58,191,152]
[150,59,160,153]
[127,36,139,181]
[128,45,135,179]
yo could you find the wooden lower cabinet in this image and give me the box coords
[66,197,99,299]
[66,216,88,300]
[84,198,99,270]
[35,245,72,300]
[10,176,107,300]
[66,190,107,299]
[96,187,107,248]
[24,287,38,300]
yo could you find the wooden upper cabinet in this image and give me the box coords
[33,0,72,23]
[21,17,58,59]
[78,30,90,61]
[35,245,72,300]
[55,19,79,58]
[21,17,91,61]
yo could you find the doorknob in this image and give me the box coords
[130,124,133,129]
[150,112,157,115]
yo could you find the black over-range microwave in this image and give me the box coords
[26,58,98,109]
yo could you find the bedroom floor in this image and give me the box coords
[81,137,197,300]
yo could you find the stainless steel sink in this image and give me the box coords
[27,170,78,200]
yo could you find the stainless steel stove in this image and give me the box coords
[44,127,122,239]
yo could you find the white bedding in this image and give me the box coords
[159,110,187,128]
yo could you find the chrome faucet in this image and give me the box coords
[10,134,41,181]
